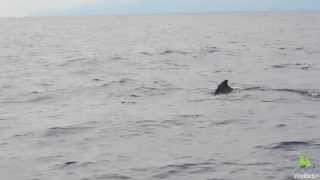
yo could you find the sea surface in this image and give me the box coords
[0,12,320,180]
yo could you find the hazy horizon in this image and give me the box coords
[1,10,320,19]
[1,0,320,17]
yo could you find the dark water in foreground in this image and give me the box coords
[0,13,320,180]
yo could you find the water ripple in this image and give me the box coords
[257,140,320,151]
[152,160,215,179]
[44,125,93,137]
[95,174,131,180]
[243,87,320,98]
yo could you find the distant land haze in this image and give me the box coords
[1,0,320,17]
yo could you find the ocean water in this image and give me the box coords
[0,12,320,180]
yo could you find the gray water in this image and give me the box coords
[0,12,320,180]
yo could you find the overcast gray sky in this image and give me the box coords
[1,0,320,17]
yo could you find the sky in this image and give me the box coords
[1,0,320,17]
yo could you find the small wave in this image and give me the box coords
[62,161,77,167]
[121,101,136,104]
[276,124,287,128]
[100,78,136,88]
[258,141,320,151]
[178,114,203,119]
[271,141,314,150]
[273,88,320,98]
[187,88,211,94]
[44,125,92,137]
[270,63,311,70]
[243,87,320,98]
[12,132,34,138]
[295,47,304,50]
[26,95,55,103]
[134,119,168,130]
[160,49,190,55]
[99,78,179,97]
[58,57,86,67]
[95,174,131,180]
[222,161,272,166]
[1,94,54,104]
[212,119,237,126]
[140,51,153,56]
[110,56,125,61]
[161,119,186,126]
[187,98,212,102]
[130,81,181,97]
[132,86,167,96]
[153,160,215,179]
[203,46,220,54]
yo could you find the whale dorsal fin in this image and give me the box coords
[214,80,233,95]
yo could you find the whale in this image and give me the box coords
[213,80,320,98]
[214,80,233,95]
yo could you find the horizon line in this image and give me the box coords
[1,9,320,18]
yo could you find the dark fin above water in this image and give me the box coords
[214,80,233,95]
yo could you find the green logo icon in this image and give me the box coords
[298,154,313,168]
